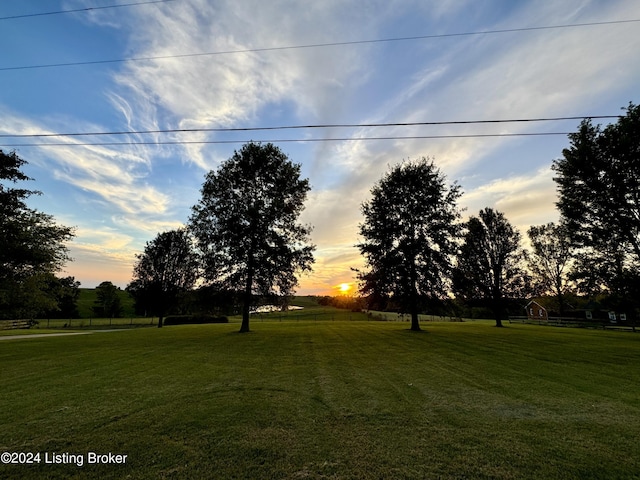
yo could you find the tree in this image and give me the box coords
[453,208,528,327]
[552,103,640,272]
[0,150,75,318]
[569,237,640,313]
[527,222,574,316]
[93,281,122,319]
[42,275,82,319]
[128,228,198,327]
[357,158,462,331]
[189,142,315,333]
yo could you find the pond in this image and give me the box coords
[250,305,304,314]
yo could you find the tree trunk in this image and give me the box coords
[493,294,504,328]
[409,253,421,331]
[240,304,250,333]
[157,303,166,328]
[492,270,504,327]
[410,311,421,331]
[240,258,254,333]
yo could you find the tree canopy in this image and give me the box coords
[0,150,75,319]
[189,142,315,333]
[357,158,462,331]
[128,228,198,327]
[93,281,122,319]
[552,103,640,309]
[527,222,574,315]
[453,208,528,327]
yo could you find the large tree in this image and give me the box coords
[527,222,574,316]
[553,103,640,266]
[453,208,528,327]
[357,158,462,331]
[128,228,198,327]
[553,104,640,313]
[41,275,82,319]
[0,150,75,318]
[93,281,122,319]
[568,235,640,314]
[189,142,315,333]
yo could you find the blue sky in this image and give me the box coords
[1,0,639,294]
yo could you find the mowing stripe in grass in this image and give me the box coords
[1,321,638,479]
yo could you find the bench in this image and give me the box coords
[0,319,35,330]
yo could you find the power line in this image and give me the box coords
[2,18,638,71]
[0,115,621,139]
[0,132,573,147]
[0,0,176,21]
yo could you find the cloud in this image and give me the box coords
[299,246,363,295]
[8,0,640,295]
[87,0,429,169]
[64,229,139,288]
[461,167,559,229]
[332,0,640,179]
[0,108,175,217]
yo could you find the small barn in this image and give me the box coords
[525,300,548,321]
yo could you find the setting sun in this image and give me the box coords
[338,283,352,294]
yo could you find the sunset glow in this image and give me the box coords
[1,2,638,293]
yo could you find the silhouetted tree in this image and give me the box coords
[453,208,528,327]
[553,104,640,290]
[527,222,574,316]
[42,275,81,319]
[189,142,315,333]
[128,228,198,327]
[357,158,462,331]
[94,281,122,318]
[0,150,75,319]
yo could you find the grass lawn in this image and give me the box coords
[1,318,639,479]
[76,288,137,319]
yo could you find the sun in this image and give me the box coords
[338,283,352,294]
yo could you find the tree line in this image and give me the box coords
[2,103,638,331]
[358,103,640,330]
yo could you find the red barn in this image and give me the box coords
[525,300,547,320]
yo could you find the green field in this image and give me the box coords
[1,316,639,479]
[76,288,137,319]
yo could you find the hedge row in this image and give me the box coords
[163,315,229,326]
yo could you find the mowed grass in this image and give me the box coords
[1,320,639,479]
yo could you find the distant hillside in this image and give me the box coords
[77,288,137,318]
[289,296,321,308]
[75,291,319,318]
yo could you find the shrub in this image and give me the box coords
[163,315,229,326]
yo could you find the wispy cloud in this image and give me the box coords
[461,167,559,228]
[4,0,640,293]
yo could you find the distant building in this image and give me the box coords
[525,300,547,321]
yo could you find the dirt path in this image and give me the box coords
[0,330,129,341]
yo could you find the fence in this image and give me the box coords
[3,308,465,330]
[364,310,463,322]
[28,317,157,329]
[509,316,637,332]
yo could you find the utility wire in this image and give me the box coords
[0,0,176,21]
[0,115,621,139]
[0,132,573,147]
[1,18,638,71]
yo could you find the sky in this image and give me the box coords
[1,0,639,295]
